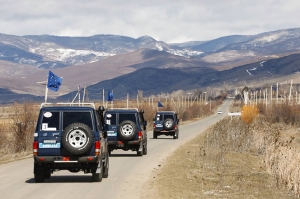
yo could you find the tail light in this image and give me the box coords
[153,124,156,128]
[95,141,100,155]
[174,125,177,130]
[138,131,142,141]
[33,141,38,156]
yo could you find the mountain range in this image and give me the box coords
[1,27,300,103]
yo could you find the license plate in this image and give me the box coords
[156,124,163,127]
[107,131,117,136]
[39,143,61,148]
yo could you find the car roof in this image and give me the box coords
[105,109,138,113]
[156,111,176,114]
[41,106,95,111]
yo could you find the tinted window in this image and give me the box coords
[119,113,136,123]
[41,111,60,131]
[155,114,162,121]
[164,114,174,120]
[63,112,93,130]
[105,113,116,125]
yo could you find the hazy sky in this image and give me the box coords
[1,0,300,43]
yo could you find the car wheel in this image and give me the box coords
[163,118,174,130]
[118,120,137,140]
[44,172,51,179]
[92,162,103,182]
[62,123,94,155]
[34,174,45,183]
[143,140,147,155]
[137,145,143,156]
[153,131,157,139]
[103,154,109,178]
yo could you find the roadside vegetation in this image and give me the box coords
[148,100,300,198]
[0,94,226,164]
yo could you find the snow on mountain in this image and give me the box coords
[155,43,163,51]
[167,48,203,58]
[202,50,256,63]
[29,44,115,65]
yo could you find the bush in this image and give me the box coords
[241,105,258,124]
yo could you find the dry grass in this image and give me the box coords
[146,112,300,198]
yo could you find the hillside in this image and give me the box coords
[2,27,300,103]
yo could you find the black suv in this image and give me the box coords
[153,111,179,139]
[103,108,147,156]
[33,103,109,183]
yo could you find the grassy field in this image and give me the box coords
[144,101,300,198]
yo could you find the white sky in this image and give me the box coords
[1,0,300,43]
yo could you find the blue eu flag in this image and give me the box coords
[158,101,163,107]
[107,91,114,101]
[47,71,62,92]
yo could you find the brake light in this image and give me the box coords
[153,124,156,128]
[174,125,177,130]
[33,141,38,156]
[138,131,142,141]
[95,141,100,155]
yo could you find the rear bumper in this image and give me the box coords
[34,155,100,163]
[154,129,176,134]
[108,140,141,146]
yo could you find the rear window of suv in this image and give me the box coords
[41,111,60,131]
[63,112,93,130]
[105,113,136,125]
[164,114,174,120]
[155,114,174,121]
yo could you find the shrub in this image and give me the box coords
[241,105,258,124]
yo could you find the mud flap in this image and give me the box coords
[138,144,143,153]
[96,160,102,174]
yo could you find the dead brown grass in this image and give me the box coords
[145,114,300,198]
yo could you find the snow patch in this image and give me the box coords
[167,48,203,58]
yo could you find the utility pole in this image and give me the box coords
[276,82,278,104]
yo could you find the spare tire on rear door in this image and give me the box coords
[118,120,137,140]
[62,122,94,155]
[163,118,174,130]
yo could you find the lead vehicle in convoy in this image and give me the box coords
[153,111,179,139]
[33,103,109,183]
[103,108,147,156]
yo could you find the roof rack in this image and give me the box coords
[40,103,95,109]
[106,108,139,111]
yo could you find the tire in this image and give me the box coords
[62,123,94,155]
[34,174,45,183]
[173,133,177,139]
[153,131,157,139]
[92,162,103,182]
[44,172,51,179]
[163,118,174,130]
[143,140,147,155]
[137,150,143,156]
[103,154,109,178]
[118,120,137,140]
